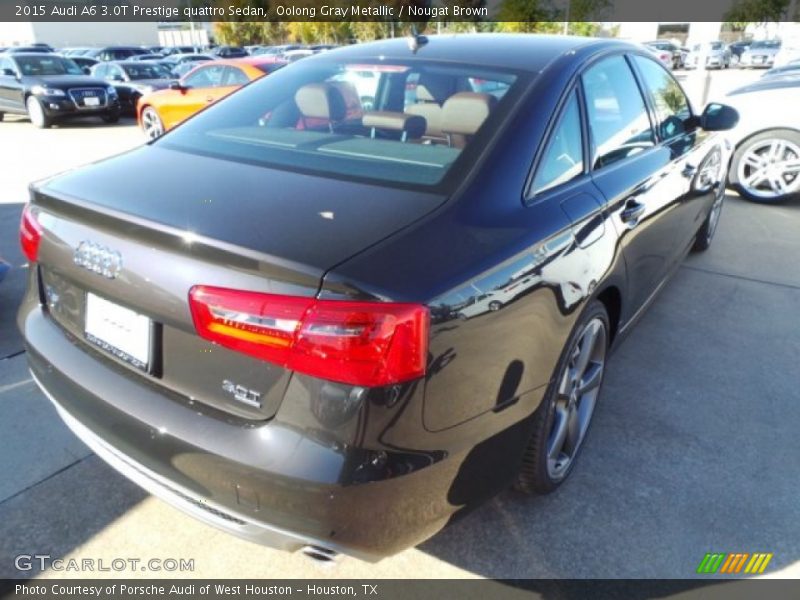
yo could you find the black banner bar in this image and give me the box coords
[3,579,800,600]
[3,0,800,22]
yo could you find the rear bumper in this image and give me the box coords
[21,303,460,560]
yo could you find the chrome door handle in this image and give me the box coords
[621,199,646,225]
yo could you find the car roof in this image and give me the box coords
[312,34,624,72]
[729,72,800,95]
[6,52,61,58]
[235,55,289,66]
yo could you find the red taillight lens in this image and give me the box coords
[20,204,43,263]
[189,286,429,387]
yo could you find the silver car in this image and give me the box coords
[738,40,782,68]
[685,41,731,69]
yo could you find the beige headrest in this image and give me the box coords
[363,111,426,139]
[295,83,347,121]
[441,92,496,136]
[414,74,454,104]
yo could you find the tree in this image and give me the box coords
[725,0,794,22]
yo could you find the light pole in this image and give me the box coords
[563,0,570,35]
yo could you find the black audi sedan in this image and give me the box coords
[91,61,175,115]
[0,53,120,127]
[18,35,737,560]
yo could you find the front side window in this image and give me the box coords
[633,55,692,141]
[159,59,524,188]
[582,56,654,169]
[532,90,584,194]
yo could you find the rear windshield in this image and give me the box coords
[123,63,172,79]
[751,41,781,49]
[158,58,524,189]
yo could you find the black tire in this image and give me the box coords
[0,112,4,122]
[729,129,800,204]
[692,193,724,252]
[488,301,502,312]
[515,300,610,495]
[26,96,51,128]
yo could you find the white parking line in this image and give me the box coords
[0,378,34,395]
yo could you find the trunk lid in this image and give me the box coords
[32,145,443,420]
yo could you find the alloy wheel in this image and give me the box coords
[141,108,164,140]
[737,138,800,200]
[546,317,608,480]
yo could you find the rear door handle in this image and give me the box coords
[621,199,646,225]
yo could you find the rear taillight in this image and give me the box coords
[20,204,43,263]
[188,286,429,387]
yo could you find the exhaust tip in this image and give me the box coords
[301,545,339,564]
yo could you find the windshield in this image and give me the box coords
[123,63,172,79]
[159,58,524,189]
[751,40,781,49]
[15,55,82,76]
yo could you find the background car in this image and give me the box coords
[644,40,684,69]
[722,74,800,202]
[92,61,175,115]
[0,53,120,127]
[137,57,284,139]
[210,45,248,59]
[60,47,94,57]
[280,49,314,63]
[161,53,213,77]
[1,46,54,54]
[128,53,165,62]
[159,46,198,57]
[738,40,782,68]
[253,44,302,56]
[68,55,99,75]
[85,46,149,62]
[685,41,731,69]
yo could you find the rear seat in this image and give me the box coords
[405,75,456,142]
[362,111,426,142]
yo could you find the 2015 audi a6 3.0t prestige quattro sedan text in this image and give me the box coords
[18,35,738,561]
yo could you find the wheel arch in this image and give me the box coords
[594,285,622,344]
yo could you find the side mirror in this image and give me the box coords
[700,103,739,131]
[169,81,187,93]
[82,67,91,75]
[112,74,124,82]
[1,68,16,77]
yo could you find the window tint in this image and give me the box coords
[633,55,692,141]
[582,56,654,169]
[184,65,226,88]
[225,67,250,86]
[532,90,584,194]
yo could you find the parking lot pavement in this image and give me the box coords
[0,116,142,206]
[1,73,799,579]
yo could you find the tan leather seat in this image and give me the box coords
[440,92,497,148]
[294,83,347,131]
[405,75,456,140]
[363,111,426,142]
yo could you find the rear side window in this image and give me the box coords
[532,90,584,194]
[225,67,251,86]
[582,56,654,169]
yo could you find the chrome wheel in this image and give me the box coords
[737,138,800,200]
[141,107,164,140]
[546,317,607,480]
